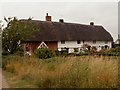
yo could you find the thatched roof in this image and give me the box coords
[20,20,113,42]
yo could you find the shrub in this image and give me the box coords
[2,51,9,55]
[15,47,24,56]
[80,52,89,56]
[97,47,120,56]
[74,48,79,53]
[35,48,54,59]
[61,50,68,56]
[55,50,61,56]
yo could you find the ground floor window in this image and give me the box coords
[77,40,81,44]
[101,45,109,49]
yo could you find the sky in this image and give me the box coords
[0,1,119,41]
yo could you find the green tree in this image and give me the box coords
[2,17,39,54]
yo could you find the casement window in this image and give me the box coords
[61,40,65,44]
[77,40,81,44]
[105,41,108,44]
[83,40,85,43]
[93,40,96,44]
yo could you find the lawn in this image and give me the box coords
[2,55,119,88]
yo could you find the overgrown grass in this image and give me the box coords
[2,55,118,88]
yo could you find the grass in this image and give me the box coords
[2,55,119,88]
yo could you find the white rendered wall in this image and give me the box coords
[84,41,112,51]
[58,41,82,53]
[58,41,112,53]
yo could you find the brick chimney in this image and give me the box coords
[90,22,94,26]
[45,13,51,21]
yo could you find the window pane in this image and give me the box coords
[105,41,108,44]
[93,40,96,44]
[77,40,81,44]
[61,40,65,44]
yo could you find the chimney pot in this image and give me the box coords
[90,22,94,26]
[45,13,51,21]
[59,19,64,23]
[46,13,48,16]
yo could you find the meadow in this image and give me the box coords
[2,55,119,88]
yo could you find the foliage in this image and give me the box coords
[2,17,39,54]
[74,48,79,52]
[55,49,68,56]
[60,48,68,56]
[55,50,61,56]
[98,47,120,56]
[35,48,54,59]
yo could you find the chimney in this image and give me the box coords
[59,19,64,23]
[45,13,51,21]
[90,22,94,26]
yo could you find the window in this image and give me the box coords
[105,45,109,49]
[93,40,96,44]
[77,40,81,44]
[105,41,108,44]
[61,40,65,44]
[83,40,85,43]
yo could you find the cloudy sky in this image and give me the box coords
[1,1,118,41]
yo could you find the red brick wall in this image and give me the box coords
[46,41,58,51]
[24,41,58,53]
[30,42,41,52]
[24,42,40,52]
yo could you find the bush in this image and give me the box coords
[55,50,61,56]
[55,50,68,56]
[35,48,54,59]
[97,47,120,56]
[15,47,24,56]
[78,52,90,56]
[2,51,9,55]
[61,50,68,56]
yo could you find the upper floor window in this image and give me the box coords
[93,40,96,44]
[83,40,85,43]
[61,40,65,44]
[77,40,81,44]
[105,41,108,44]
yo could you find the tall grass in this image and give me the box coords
[3,55,118,88]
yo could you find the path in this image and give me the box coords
[0,68,10,89]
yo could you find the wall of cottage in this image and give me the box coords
[58,41,82,53]
[24,41,58,54]
[24,41,112,54]
[84,41,112,51]
[47,41,58,52]
[58,41,112,53]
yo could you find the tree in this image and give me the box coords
[2,17,39,54]
[0,20,4,56]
